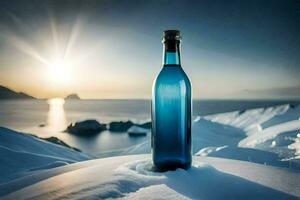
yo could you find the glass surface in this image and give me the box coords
[151,64,192,171]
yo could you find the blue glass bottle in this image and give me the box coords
[151,30,192,171]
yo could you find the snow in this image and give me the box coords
[204,104,290,135]
[1,155,299,200]
[195,146,228,156]
[127,125,149,136]
[201,104,300,167]
[239,120,300,148]
[124,104,300,168]
[261,105,300,129]
[122,118,246,156]
[1,103,300,199]
[0,127,90,184]
[195,146,300,170]
[289,135,300,159]
[119,184,189,200]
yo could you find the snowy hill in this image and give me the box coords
[124,104,300,170]
[1,104,300,199]
[0,127,90,184]
[1,155,299,199]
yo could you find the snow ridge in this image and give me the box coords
[0,127,90,183]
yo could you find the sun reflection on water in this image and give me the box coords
[47,98,67,132]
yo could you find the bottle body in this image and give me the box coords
[151,64,192,171]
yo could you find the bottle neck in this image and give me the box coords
[163,40,181,66]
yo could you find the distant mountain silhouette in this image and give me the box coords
[0,85,35,100]
[233,86,300,99]
[65,93,80,100]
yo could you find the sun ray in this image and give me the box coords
[0,8,98,88]
[0,30,49,65]
[63,15,84,61]
[0,10,49,65]
[48,11,60,59]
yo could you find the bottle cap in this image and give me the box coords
[163,30,181,41]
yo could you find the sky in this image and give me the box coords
[0,0,299,99]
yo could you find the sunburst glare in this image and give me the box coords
[47,59,71,85]
[0,9,96,90]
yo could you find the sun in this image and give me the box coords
[2,11,87,88]
[47,59,71,85]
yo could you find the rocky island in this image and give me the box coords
[65,120,107,135]
[65,93,81,100]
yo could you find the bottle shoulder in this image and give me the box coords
[155,66,191,85]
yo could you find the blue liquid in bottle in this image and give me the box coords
[152,30,192,171]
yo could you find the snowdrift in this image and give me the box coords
[124,104,300,170]
[1,155,299,199]
[0,127,90,184]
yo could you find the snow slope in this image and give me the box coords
[0,127,91,184]
[124,104,300,170]
[1,104,300,199]
[1,155,299,200]
[122,118,246,155]
[195,146,300,170]
[203,104,290,135]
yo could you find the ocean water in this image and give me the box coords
[0,99,299,157]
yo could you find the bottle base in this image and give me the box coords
[153,160,191,172]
